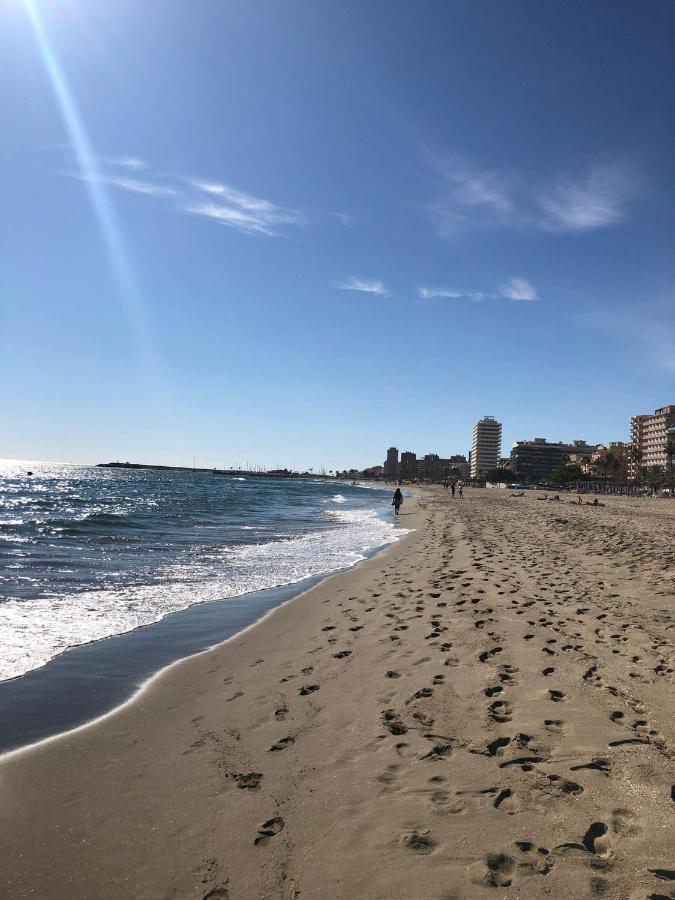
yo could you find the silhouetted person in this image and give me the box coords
[392,488,403,515]
[451,481,456,498]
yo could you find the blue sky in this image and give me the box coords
[1,0,674,470]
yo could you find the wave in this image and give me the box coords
[0,507,408,682]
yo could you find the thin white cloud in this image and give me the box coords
[536,164,633,232]
[106,176,177,198]
[418,287,484,301]
[334,277,390,296]
[63,153,309,238]
[426,155,636,237]
[500,277,538,301]
[185,179,305,235]
[418,277,538,303]
[108,157,147,171]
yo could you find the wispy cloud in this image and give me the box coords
[62,155,317,238]
[418,276,538,303]
[185,180,305,236]
[536,165,633,232]
[500,277,538,301]
[334,277,390,296]
[108,157,147,171]
[426,155,637,237]
[418,286,485,301]
[105,176,177,198]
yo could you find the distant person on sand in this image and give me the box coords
[458,484,464,499]
[392,488,403,516]
[450,481,456,498]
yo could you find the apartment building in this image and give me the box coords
[399,451,417,479]
[383,447,399,478]
[629,405,675,478]
[510,438,595,480]
[470,417,502,478]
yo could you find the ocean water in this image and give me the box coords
[0,461,403,685]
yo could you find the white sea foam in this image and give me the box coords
[0,507,407,682]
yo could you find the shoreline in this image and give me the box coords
[1,488,672,900]
[0,489,412,757]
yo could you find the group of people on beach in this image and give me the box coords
[510,491,606,507]
[391,480,464,516]
[443,479,463,499]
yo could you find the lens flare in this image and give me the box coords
[23,0,158,375]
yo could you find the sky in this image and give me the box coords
[1,0,674,471]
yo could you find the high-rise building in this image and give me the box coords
[629,405,675,478]
[510,438,595,480]
[400,451,417,478]
[470,417,502,478]
[384,446,399,478]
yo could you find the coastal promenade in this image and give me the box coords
[1,489,673,899]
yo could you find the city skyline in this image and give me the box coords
[2,1,674,470]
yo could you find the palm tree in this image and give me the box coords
[665,437,675,494]
[642,465,664,492]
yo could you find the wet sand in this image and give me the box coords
[1,488,673,899]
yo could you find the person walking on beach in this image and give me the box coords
[450,480,456,498]
[458,484,463,499]
[392,487,403,516]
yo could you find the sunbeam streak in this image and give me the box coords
[22,0,158,375]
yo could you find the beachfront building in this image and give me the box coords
[383,447,399,478]
[581,442,630,480]
[447,454,470,479]
[470,417,502,478]
[399,451,417,479]
[510,438,595,481]
[421,453,442,482]
[628,405,675,479]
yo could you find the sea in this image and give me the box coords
[0,460,405,752]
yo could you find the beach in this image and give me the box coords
[1,487,673,899]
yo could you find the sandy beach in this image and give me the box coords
[1,487,674,900]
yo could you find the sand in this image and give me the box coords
[1,487,674,900]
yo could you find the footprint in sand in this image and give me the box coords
[493,788,521,814]
[544,719,566,734]
[402,829,436,854]
[514,841,554,875]
[488,700,512,723]
[227,772,263,790]
[481,853,516,887]
[484,685,503,697]
[202,885,230,900]
[255,816,285,845]
[269,736,295,752]
[570,757,611,776]
[486,736,511,757]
